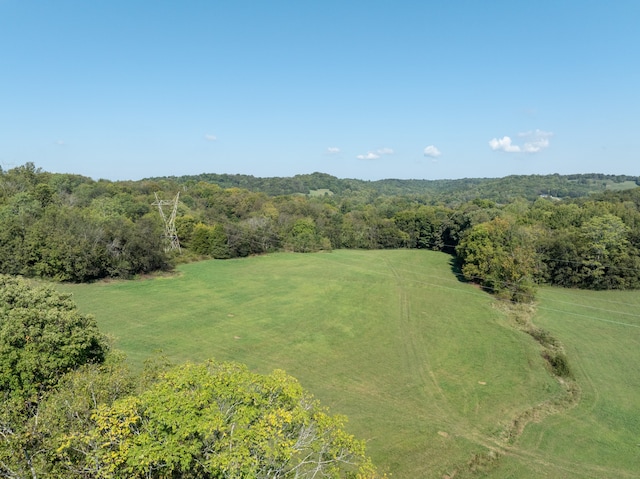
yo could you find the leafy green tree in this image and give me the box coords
[367,218,408,249]
[208,223,231,259]
[545,202,584,229]
[111,215,171,277]
[0,276,108,398]
[457,217,537,302]
[55,361,379,479]
[190,222,216,255]
[442,201,501,252]
[175,214,198,246]
[537,228,582,287]
[393,206,449,250]
[0,189,47,268]
[238,216,281,254]
[34,183,55,208]
[0,275,109,478]
[190,222,231,258]
[577,214,635,289]
[4,356,134,479]
[339,211,369,249]
[286,217,322,252]
[25,206,110,281]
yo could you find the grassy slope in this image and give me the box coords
[57,250,637,478]
[493,287,640,478]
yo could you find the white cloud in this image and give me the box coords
[54,140,65,146]
[489,136,521,152]
[489,130,553,153]
[518,129,553,138]
[523,138,549,153]
[423,145,441,158]
[356,152,381,160]
[204,134,217,141]
[356,147,394,160]
[520,129,553,153]
[327,147,340,154]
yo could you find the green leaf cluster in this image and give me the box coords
[64,361,377,478]
[0,275,108,398]
[457,217,537,302]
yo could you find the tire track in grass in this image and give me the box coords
[383,257,515,475]
[314,253,603,477]
[570,347,600,416]
[326,255,636,479]
[322,258,604,477]
[384,258,448,408]
[311,252,510,475]
[499,442,640,479]
[382,259,514,459]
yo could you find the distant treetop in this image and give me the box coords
[144,171,639,202]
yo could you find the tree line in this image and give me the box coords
[149,171,640,201]
[2,163,640,301]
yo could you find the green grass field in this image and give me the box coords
[604,180,638,191]
[492,287,640,478]
[57,250,640,478]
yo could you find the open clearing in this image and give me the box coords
[57,250,640,478]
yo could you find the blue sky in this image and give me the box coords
[1,1,639,181]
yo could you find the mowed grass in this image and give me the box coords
[492,287,640,478]
[58,250,607,478]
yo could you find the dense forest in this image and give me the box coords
[2,163,640,301]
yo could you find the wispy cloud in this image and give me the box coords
[489,129,552,153]
[423,145,441,158]
[357,152,380,160]
[54,140,66,146]
[327,147,340,154]
[356,147,394,160]
[204,134,217,141]
[519,129,553,153]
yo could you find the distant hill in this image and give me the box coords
[146,172,639,203]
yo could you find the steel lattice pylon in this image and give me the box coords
[152,192,181,253]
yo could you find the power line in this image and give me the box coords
[436,242,640,275]
[538,287,640,310]
[536,256,640,274]
[537,306,640,329]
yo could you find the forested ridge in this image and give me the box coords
[147,171,639,200]
[2,163,640,300]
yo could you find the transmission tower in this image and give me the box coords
[152,192,181,253]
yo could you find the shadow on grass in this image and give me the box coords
[449,255,469,284]
[448,254,499,297]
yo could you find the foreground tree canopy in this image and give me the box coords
[1,163,640,300]
[0,275,108,398]
[53,362,377,479]
[0,276,380,478]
